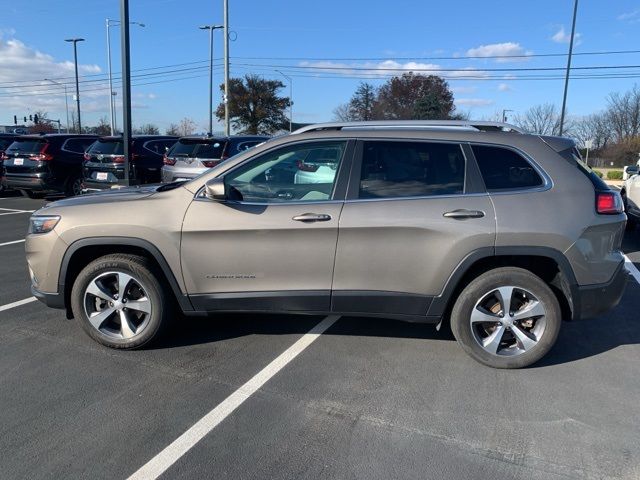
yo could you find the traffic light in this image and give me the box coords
[29,115,33,121]
[13,115,17,125]
[34,114,39,124]
[23,116,27,123]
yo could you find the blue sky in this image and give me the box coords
[1,0,639,133]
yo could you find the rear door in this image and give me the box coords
[332,139,496,318]
[3,138,50,176]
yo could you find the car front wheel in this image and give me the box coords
[450,267,561,369]
[71,254,169,349]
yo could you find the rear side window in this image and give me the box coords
[472,145,543,191]
[63,138,95,153]
[359,141,465,199]
[88,140,123,155]
[6,139,47,154]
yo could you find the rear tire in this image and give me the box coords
[71,254,170,349]
[450,267,561,369]
[65,175,83,197]
[21,189,45,199]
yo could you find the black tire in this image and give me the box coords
[450,267,561,369]
[65,175,83,197]
[71,254,170,349]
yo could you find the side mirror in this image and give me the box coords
[204,177,227,201]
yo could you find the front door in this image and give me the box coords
[332,139,496,318]
[181,139,353,313]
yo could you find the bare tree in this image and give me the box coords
[332,103,356,121]
[177,118,197,136]
[573,113,612,150]
[514,103,568,136]
[165,123,180,136]
[605,84,640,142]
[134,123,160,135]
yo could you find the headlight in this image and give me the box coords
[29,215,60,234]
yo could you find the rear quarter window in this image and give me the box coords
[471,145,544,191]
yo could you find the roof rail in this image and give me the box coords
[292,120,524,135]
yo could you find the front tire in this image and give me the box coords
[71,254,170,349]
[450,267,561,369]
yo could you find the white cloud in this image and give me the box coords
[298,60,487,79]
[451,85,477,94]
[498,83,512,92]
[618,9,640,23]
[466,42,532,63]
[551,26,582,45]
[0,37,103,114]
[455,98,494,107]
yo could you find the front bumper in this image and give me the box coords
[575,260,628,320]
[31,284,65,309]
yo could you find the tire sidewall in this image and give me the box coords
[451,268,561,369]
[71,256,166,349]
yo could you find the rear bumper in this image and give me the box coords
[5,172,54,191]
[575,260,628,320]
[161,165,206,183]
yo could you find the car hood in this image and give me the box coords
[38,184,159,210]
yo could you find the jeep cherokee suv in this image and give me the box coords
[25,121,628,368]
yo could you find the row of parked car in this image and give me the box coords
[0,132,269,197]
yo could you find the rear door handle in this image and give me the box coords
[292,213,332,222]
[443,209,485,219]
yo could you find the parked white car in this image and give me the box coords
[622,168,640,228]
[623,165,639,180]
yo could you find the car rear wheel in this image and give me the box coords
[450,267,561,369]
[65,175,83,197]
[71,254,170,349]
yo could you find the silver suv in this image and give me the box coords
[26,121,628,368]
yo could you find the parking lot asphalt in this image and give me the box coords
[1,192,639,480]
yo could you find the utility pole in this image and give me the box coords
[223,0,230,136]
[276,70,293,132]
[200,25,223,136]
[45,79,70,132]
[559,0,579,136]
[64,38,85,133]
[120,0,132,187]
[107,19,144,135]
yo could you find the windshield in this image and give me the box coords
[88,140,124,155]
[6,139,47,154]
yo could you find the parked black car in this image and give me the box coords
[0,133,22,193]
[82,135,178,192]
[3,134,99,197]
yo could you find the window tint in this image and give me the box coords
[225,141,346,203]
[472,145,543,191]
[88,140,123,155]
[7,139,47,154]
[63,138,95,153]
[144,140,175,155]
[359,141,465,199]
[196,141,226,159]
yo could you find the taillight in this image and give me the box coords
[297,160,319,172]
[163,154,176,166]
[113,156,125,164]
[32,143,53,161]
[83,153,91,161]
[202,160,221,168]
[596,191,623,215]
[0,152,7,161]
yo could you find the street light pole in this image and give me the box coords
[45,78,70,132]
[120,0,132,187]
[65,38,85,133]
[276,70,293,132]
[559,0,579,136]
[106,19,144,136]
[200,25,223,136]
[223,0,230,136]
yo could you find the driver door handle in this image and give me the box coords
[443,209,485,219]
[292,213,332,222]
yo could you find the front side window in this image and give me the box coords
[224,141,346,203]
[359,141,465,199]
[472,145,543,191]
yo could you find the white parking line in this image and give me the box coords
[127,314,341,480]
[0,208,35,213]
[624,255,640,284]
[0,239,25,247]
[0,297,37,313]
